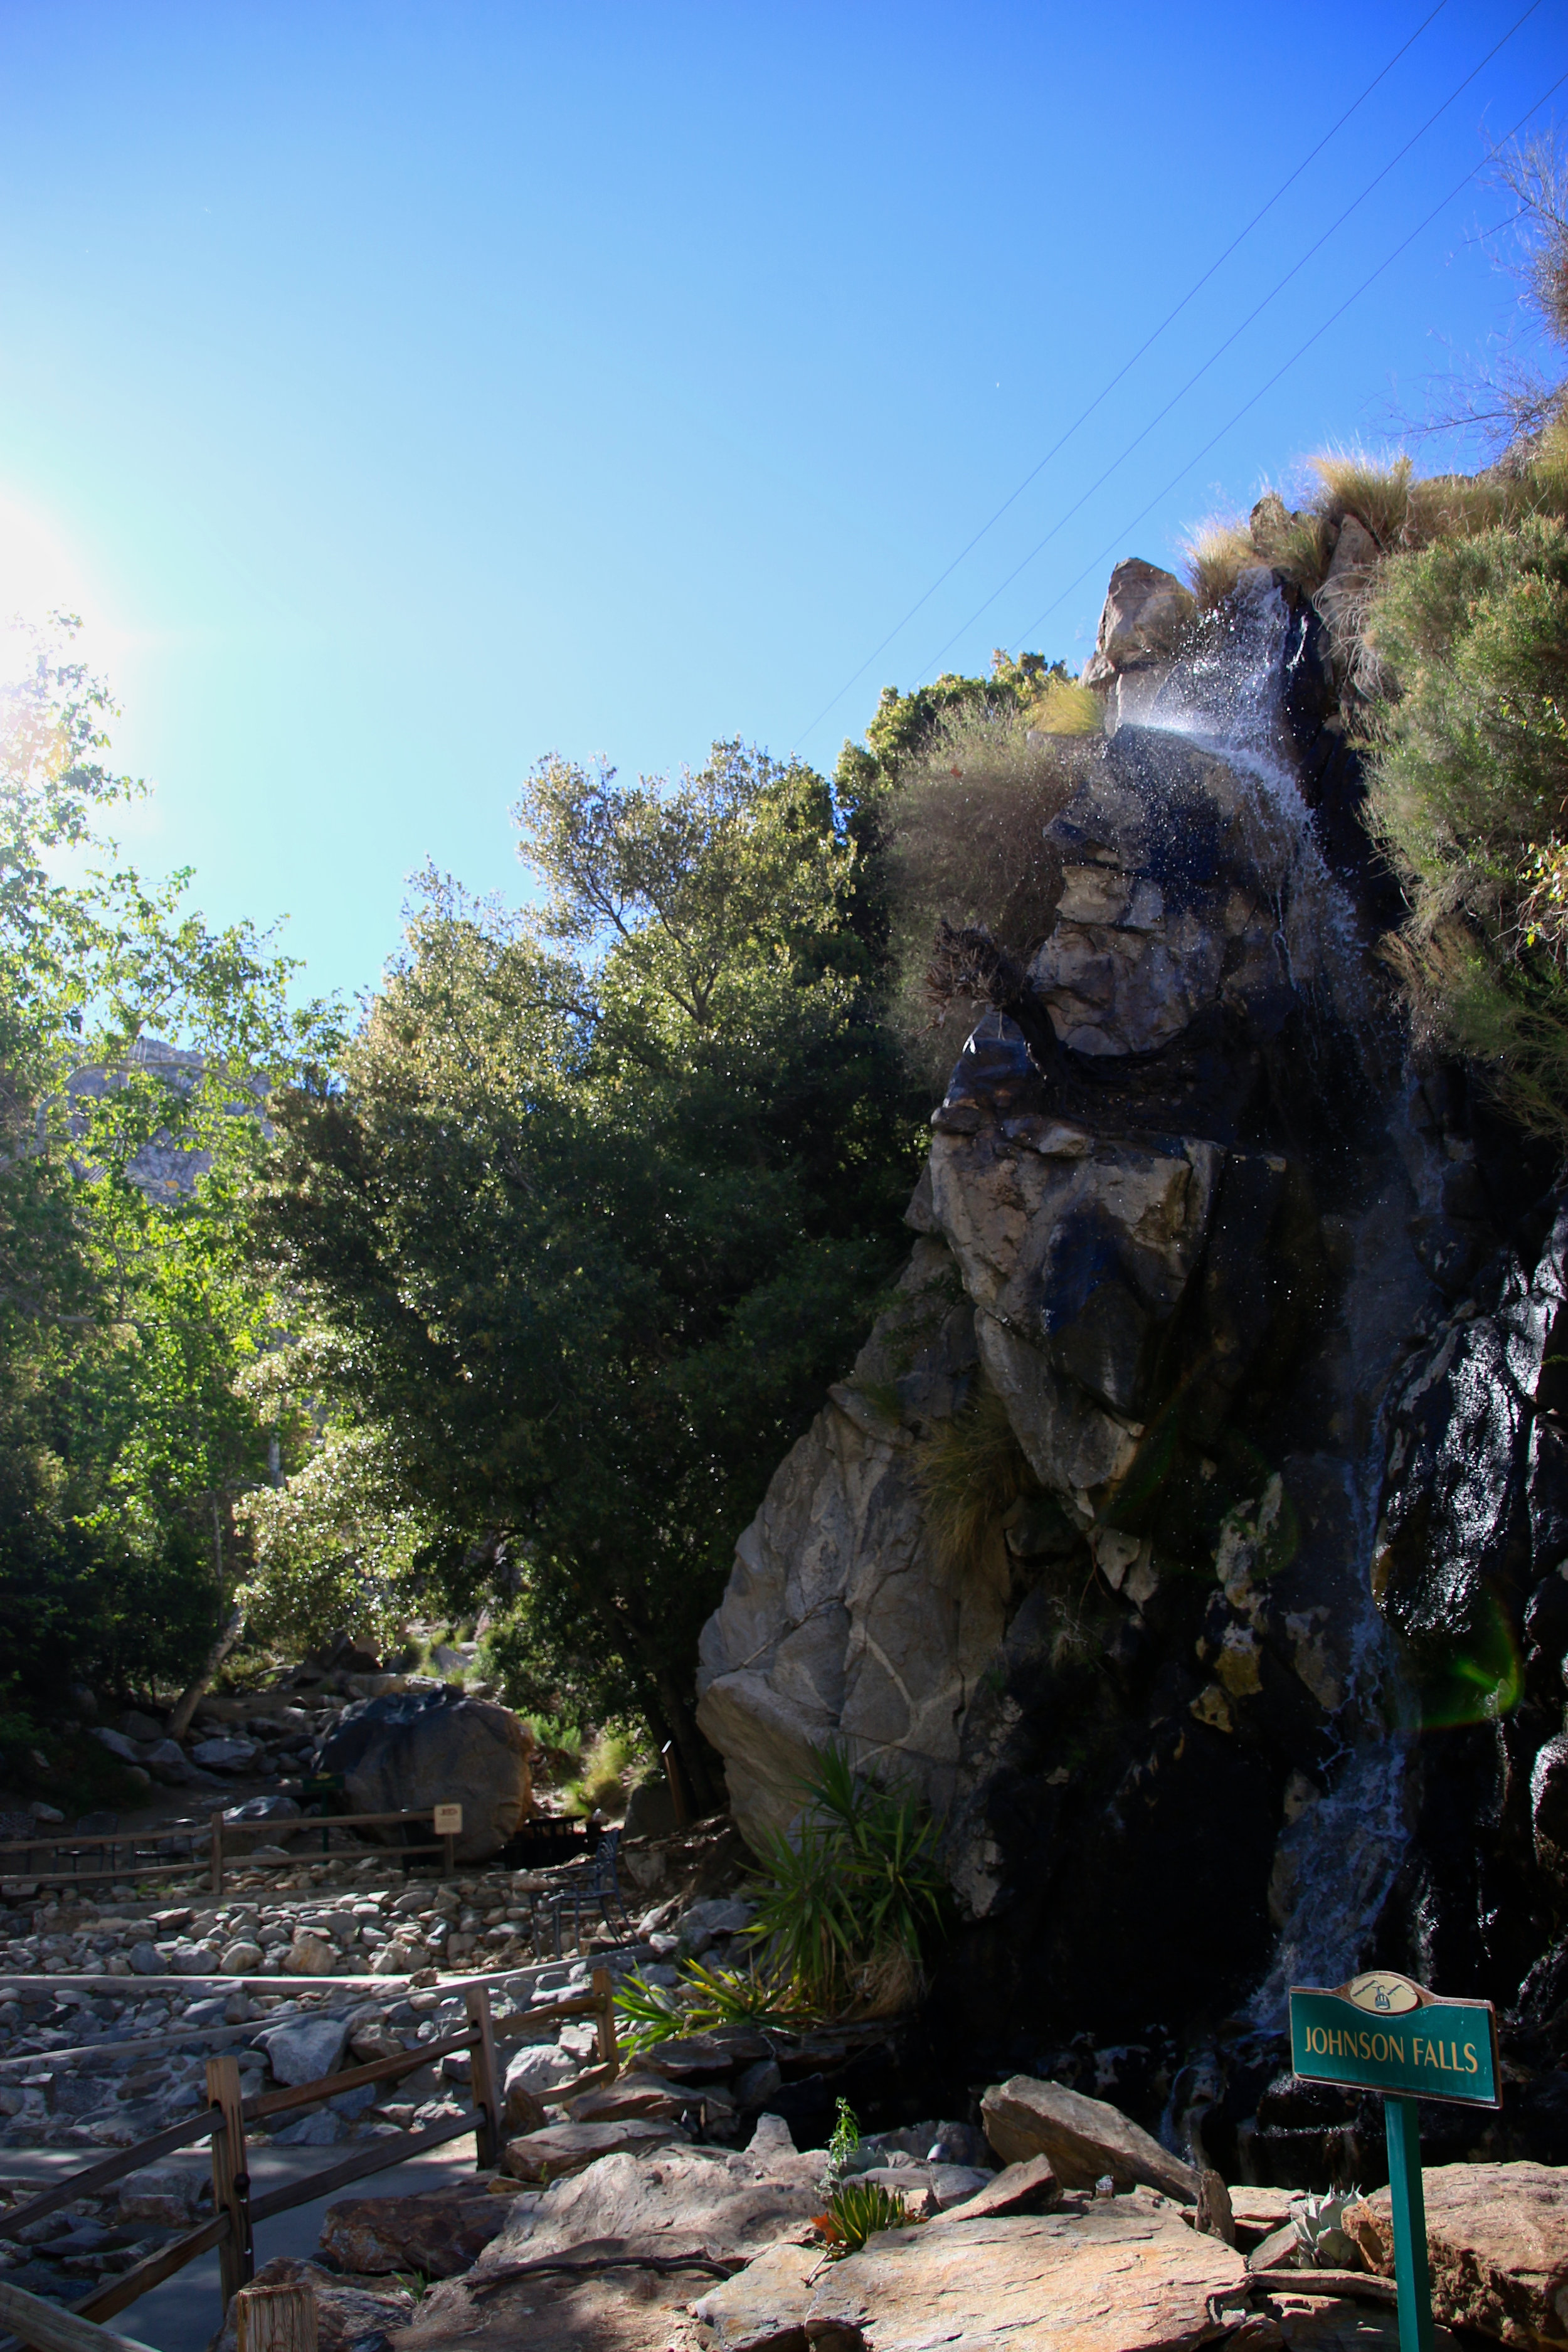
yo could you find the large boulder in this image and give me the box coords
[314,1685,532,1861]
[698,2191,1248,2352]
[1082,558,1195,687]
[319,2184,521,2277]
[1355,2160,1568,2346]
[470,2143,827,2279]
[980,2077,1197,2202]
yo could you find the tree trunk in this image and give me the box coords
[167,1600,245,1745]
[655,1667,718,1816]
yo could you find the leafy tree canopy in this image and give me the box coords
[252,740,925,1794]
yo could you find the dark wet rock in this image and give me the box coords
[314,1685,532,1860]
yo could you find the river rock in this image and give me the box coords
[285,1931,337,1974]
[500,2118,684,2180]
[117,2164,199,2225]
[504,2041,575,2119]
[319,2184,518,2277]
[255,2012,349,2086]
[191,1735,261,1771]
[314,1686,532,1861]
[1355,2160,1568,2345]
[90,1728,140,1763]
[980,2077,1197,2201]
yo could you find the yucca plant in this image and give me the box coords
[613,1970,686,2052]
[812,2180,924,2259]
[679,1957,808,2032]
[743,1745,948,2018]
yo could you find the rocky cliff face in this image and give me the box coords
[696,563,1568,2180]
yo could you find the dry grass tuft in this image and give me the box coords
[1308,448,1413,546]
[1248,489,1335,593]
[1182,517,1260,610]
[1026,675,1104,737]
[914,1379,1035,1574]
[882,703,1084,1086]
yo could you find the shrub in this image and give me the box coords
[743,1745,948,2016]
[1365,509,1568,1133]
[612,1957,805,2050]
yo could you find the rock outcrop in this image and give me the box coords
[696,566,1568,2175]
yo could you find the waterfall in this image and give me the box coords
[1127,575,1416,2026]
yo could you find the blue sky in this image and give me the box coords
[0,1,1563,1005]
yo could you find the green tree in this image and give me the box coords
[253,740,923,1798]
[0,620,338,1745]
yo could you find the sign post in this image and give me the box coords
[1289,1971,1500,2352]
[433,1801,463,1877]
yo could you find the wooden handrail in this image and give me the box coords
[0,2109,223,2243]
[0,2279,162,2352]
[75,2214,233,2327]
[246,2108,477,2223]
[0,1971,623,2343]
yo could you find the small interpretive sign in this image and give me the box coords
[433,1803,464,1836]
[1290,1970,1499,2109]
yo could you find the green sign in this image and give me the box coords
[1290,1970,1500,2109]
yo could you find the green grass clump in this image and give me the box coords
[743,1745,947,2018]
[1025,675,1103,736]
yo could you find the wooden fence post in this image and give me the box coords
[206,2053,252,2304]
[464,1983,501,2171]
[592,1966,619,2079]
[209,1811,225,1899]
[235,2284,317,2352]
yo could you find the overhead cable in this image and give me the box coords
[790,0,1456,750]
[911,0,1545,682]
[1007,68,1568,656]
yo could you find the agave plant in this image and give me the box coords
[811,2180,924,2260]
[1292,2186,1365,2270]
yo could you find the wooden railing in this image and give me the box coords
[0,1805,464,1899]
[208,1809,462,1895]
[0,1971,621,2347]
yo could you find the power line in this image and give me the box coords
[1008,69,1568,656]
[788,0,1454,751]
[911,0,1545,684]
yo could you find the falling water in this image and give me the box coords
[1127,573,1416,2026]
